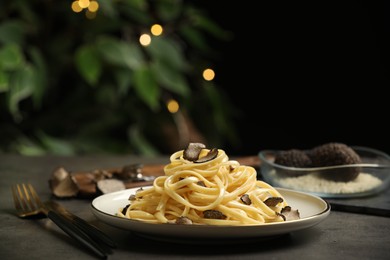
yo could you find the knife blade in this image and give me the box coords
[45,201,116,250]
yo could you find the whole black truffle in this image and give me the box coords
[274,149,312,177]
[309,142,361,182]
[274,149,312,167]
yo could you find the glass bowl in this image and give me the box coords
[258,146,390,198]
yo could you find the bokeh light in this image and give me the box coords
[202,68,215,81]
[139,34,152,46]
[71,1,83,12]
[167,99,180,113]
[151,24,163,36]
[71,0,99,15]
[78,0,90,9]
[85,10,97,19]
[88,1,99,12]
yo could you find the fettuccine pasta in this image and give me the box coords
[118,144,298,225]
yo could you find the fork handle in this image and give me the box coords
[70,214,116,248]
[48,210,107,259]
[45,201,116,249]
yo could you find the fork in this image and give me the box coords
[12,183,109,259]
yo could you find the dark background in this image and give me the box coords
[196,0,390,155]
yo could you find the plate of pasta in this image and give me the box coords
[91,144,330,243]
[92,186,330,242]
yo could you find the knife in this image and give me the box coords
[327,201,390,217]
[44,201,116,251]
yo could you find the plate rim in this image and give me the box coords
[91,186,331,241]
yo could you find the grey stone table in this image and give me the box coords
[1,154,389,260]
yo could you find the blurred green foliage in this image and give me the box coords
[0,0,238,156]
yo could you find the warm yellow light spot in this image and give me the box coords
[78,0,90,9]
[203,68,215,81]
[71,1,83,12]
[85,10,97,19]
[167,99,180,113]
[88,1,99,12]
[139,34,152,46]
[151,24,163,36]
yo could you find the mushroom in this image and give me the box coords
[97,179,126,194]
[49,167,79,198]
[117,164,143,180]
[203,210,227,219]
[183,143,206,161]
[309,142,361,182]
[195,148,218,163]
[183,143,219,163]
[176,216,193,225]
[280,206,300,221]
[197,181,206,187]
[274,149,312,177]
[240,194,251,205]
[264,197,284,207]
[121,204,130,215]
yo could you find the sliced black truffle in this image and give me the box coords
[309,142,361,182]
[176,216,193,225]
[119,164,143,180]
[264,197,284,207]
[280,206,300,221]
[203,210,227,219]
[121,204,130,215]
[97,179,126,194]
[183,143,218,163]
[240,194,251,205]
[195,148,218,163]
[197,181,206,187]
[183,143,206,161]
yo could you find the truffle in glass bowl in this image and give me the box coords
[258,145,390,198]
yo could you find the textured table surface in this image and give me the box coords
[1,154,389,260]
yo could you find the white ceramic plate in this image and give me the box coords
[91,186,330,244]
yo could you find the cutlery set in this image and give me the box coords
[11,183,115,259]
